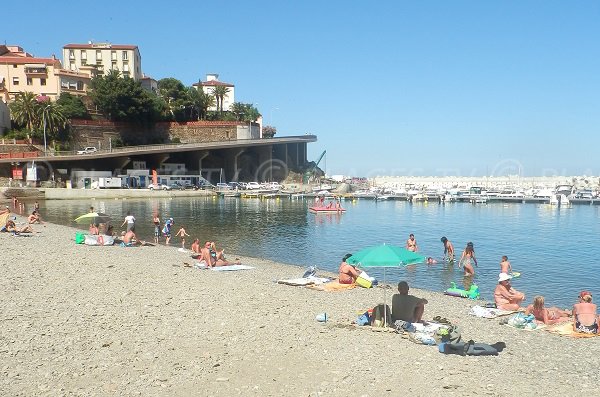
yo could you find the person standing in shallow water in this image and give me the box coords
[406,234,418,252]
[152,213,161,244]
[441,236,454,265]
[459,242,477,276]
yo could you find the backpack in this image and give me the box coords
[371,304,392,327]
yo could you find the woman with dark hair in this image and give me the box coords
[459,242,477,276]
[440,236,454,264]
[338,253,360,284]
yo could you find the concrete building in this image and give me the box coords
[62,42,142,81]
[140,74,158,94]
[0,45,63,102]
[193,74,235,111]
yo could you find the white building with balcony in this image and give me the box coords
[192,74,235,111]
[62,42,142,81]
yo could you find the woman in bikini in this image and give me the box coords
[459,242,477,276]
[338,253,360,284]
[525,296,571,325]
[572,291,598,334]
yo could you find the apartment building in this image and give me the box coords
[192,74,235,111]
[62,42,142,81]
[0,45,62,102]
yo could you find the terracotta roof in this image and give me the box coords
[193,80,234,87]
[63,43,138,50]
[0,57,60,66]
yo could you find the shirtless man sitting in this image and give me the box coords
[201,241,239,267]
[191,239,201,258]
[391,281,428,323]
[28,210,42,224]
[122,230,138,245]
[494,273,525,310]
[573,291,598,334]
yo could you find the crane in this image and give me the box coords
[303,150,326,183]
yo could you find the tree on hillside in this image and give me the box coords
[230,102,261,122]
[157,78,189,121]
[56,93,90,119]
[8,91,39,130]
[262,125,277,138]
[187,87,215,120]
[211,85,230,113]
[8,93,68,144]
[89,70,160,122]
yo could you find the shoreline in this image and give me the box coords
[2,218,599,395]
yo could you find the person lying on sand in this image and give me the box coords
[494,273,525,311]
[5,219,34,234]
[525,296,571,325]
[200,241,240,267]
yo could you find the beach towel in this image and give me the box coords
[210,265,254,272]
[277,276,331,286]
[0,212,10,232]
[84,235,115,246]
[306,281,356,292]
[546,322,600,338]
[469,305,517,319]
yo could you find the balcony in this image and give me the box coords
[24,64,48,75]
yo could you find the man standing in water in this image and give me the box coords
[406,234,418,252]
[441,236,454,265]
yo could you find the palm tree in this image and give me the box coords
[8,91,39,130]
[39,102,67,141]
[211,86,231,112]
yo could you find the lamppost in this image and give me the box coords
[41,104,50,155]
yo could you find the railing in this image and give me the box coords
[0,152,39,159]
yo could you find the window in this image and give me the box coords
[40,78,46,86]
[26,78,32,85]
[70,62,76,70]
[111,61,117,70]
[111,51,117,60]
[69,49,75,58]
[123,63,129,72]
[122,51,128,60]
[96,50,102,61]
[13,64,17,68]
[12,77,19,85]
[77,81,84,90]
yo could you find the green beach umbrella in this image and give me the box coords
[347,244,425,326]
[74,212,111,224]
[347,244,426,268]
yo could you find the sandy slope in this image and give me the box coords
[1,219,598,396]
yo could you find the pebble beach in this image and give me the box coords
[1,218,599,396]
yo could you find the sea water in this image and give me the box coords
[40,196,600,308]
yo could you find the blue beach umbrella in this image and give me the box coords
[347,244,426,326]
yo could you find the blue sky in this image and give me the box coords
[5,1,599,176]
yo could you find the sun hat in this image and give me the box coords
[498,273,512,282]
[579,291,592,299]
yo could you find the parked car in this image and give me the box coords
[246,182,261,190]
[169,182,186,190]
[148,183,171,191]
[263,182,282,191]
[194,181,213,190]
[228,182,243,190]
[77,146,98,155]
[216,182,231,190]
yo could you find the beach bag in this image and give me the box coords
[356,311,370,326]
[75,231,85,244]
[436,325,462,343]
[371,304,392,327]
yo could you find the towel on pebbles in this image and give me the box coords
[469,305,517,319]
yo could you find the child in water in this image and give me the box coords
[500,255,512,274]
[175,225,190,249]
